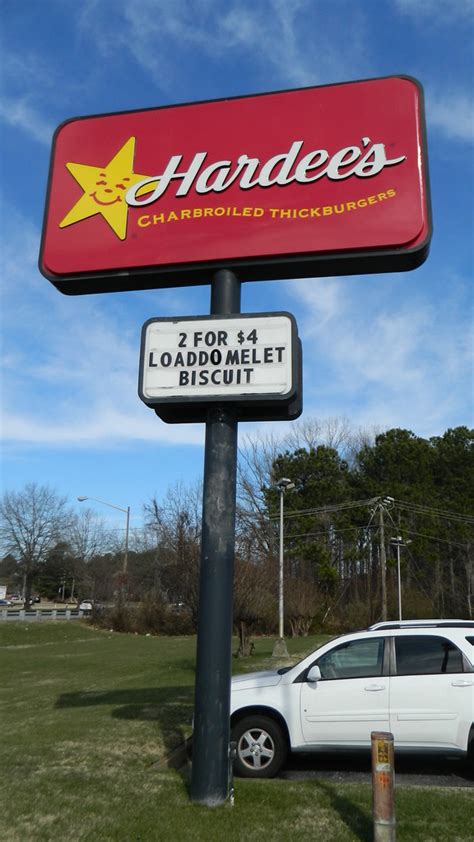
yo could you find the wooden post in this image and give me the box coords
[371,731,396,842]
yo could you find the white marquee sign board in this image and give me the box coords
[138,312,302,423]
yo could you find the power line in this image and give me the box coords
[394,498,474,524]
[284,524,377,540]
[281,521,470,550]
[400,528,469,549]
[267,498,376,521]
[271,497,473,526]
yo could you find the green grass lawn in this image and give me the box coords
[0,622,472,842]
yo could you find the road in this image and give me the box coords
[281,751,474,788]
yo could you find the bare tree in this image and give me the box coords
[237,417,370,521]
[283,417,343,453]
[0,483,72,607]
[284,416,379,466]
[344,424,380,467]
[233,555,275,655]
[285,575,321,637]
[237,430,282,561]
[68,508,110,601]
[143,480,202,622]
[69,508,109,561]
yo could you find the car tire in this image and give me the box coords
[232,715,287,778]
[467,725,474,773]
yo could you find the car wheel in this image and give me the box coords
[467,726,474,773]
[232,715,287,778]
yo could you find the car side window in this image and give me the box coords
[316,637,384,680]
[395,635,464,675]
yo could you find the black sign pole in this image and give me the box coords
[190,269,241,805]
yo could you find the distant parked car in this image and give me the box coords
[0,598,12,606]
[79,601,93,611]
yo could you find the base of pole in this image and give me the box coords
[272,637,290,658]
[189,793,230,808]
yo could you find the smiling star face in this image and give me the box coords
[59,137,154,240]
[90,172,131,206]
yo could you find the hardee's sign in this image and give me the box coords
[40,76,431,294]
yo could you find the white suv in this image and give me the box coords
[230,620,474,777]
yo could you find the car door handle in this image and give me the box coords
[364,684,385,691]
[451,679,473,687]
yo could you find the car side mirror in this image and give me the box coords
[307,665,322,683]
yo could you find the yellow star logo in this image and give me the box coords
[59,137,155,240]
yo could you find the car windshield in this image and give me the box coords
[275,635,339,675]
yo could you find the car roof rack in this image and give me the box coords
[368,619,474,630]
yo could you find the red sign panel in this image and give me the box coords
[40,76,431,294]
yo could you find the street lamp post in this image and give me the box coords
[77,495,130,580]
[272,477,295,658]
[390,535,411,621]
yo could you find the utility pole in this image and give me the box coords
[369,497,393,622]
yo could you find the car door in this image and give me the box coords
[299,636,390,745]
[389,634,474,750]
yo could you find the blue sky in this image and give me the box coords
[1,0,473,536]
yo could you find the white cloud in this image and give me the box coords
[1,306,206,446]
[290,278,344,329]
[1,286,205,447]
[0,48,59,146]
[1,407,204,446]
[75,0,473,151]
[217,1,323,87]
[427,91,474,143]
[394,0,474,24]
[288,273,473,437]
[78,0,368,92]
[0,204,205,448]
[296,279,431,387]
[0,96,54,146]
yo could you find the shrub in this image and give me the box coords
[91,594,194,635]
